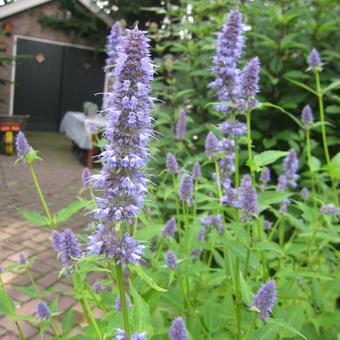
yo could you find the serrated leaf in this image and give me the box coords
[55,199,91,224]
[130,284,153,335]
[269,319,307,339]
[130,266,167,292]
[17,208,49,226]
[323,80,340,95]
[254,150,288,168]
[258,192,292,212]
[239,271,253,306]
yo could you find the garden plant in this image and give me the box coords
[1,3,340,340]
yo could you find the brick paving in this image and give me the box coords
[0,132,91,339]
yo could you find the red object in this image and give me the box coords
[0,121,21,132]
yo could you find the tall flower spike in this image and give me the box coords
[192,161,201,179]
[252,279,277,321]
[169,317,188,340]
[320,204,340,216]
[205,132,219,159]
[161,217,177,237]
[165,250,177,269]
[166,153,179,174]
[210,9,244,113]
[87,225,144,267]
[277,149,299,192]
[179,174,193,204]
[175,108,188,140]
[18,253,27,265]
[239,174,258,221]
[106,21,122,69]
[260,166,271,190]
[93,27,154,224]
[308,48,322,69]
[15,131,30,158]
[115,329,146,340]
[301,105,314,126]
[51,230,62,252]
[36,301,50,321]
[81,167,91,187]
[238,57,260,111]
[59,229,81,266]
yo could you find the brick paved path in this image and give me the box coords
[0,132,92,339]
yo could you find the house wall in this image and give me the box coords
[0,0,93,116]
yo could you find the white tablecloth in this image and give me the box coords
[59,111,106,149]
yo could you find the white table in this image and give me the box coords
[60,111,106,168]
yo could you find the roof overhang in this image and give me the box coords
[0,0,113,26]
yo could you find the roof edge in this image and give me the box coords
[0,0,113,26]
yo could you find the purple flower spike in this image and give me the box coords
[179,174,193,204]
[301,105,314,126]
[106,21,122,69]
[15,131,30,158]
[18,253,27,265]
[115,293,132,312]
[169,317,188,340]
[260,166,271,190]
[263,220,273,230]
[308,48,322,69]
[252,279,277,321]
[59,229,81,266]
[93,27,155,224]
[176,108,188,140]
[277,149,299,192]
[219,120,247,137]
[166,153,179,174]
[115,329,146,340]
[92,281,105,292]
[239,174,258,221]
[161,217,177,237]
[81,167,91,187]
[205,132,219,159]
[51,231,62,252]
[210,9,244,113]
[238,57,260,111]
[165,250,177,269]
[36,301,50,321]
[301,187,310,200]
[87,226,144,266]
[192,161,201,179]
[320,204,340,216]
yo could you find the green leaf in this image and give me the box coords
[323,80,340,95]
[55,199,91,224]
[130,284,153,335]
[260,102,303,128]
[254,150,288,168]
[269,319,307,339]
[258,191,292,212]
[16,287,38,298]
[62,309,74,334]
[130,266,167,292]
[17,208,49,226]
[285,78,317,95]
[239,271,253,306]
[255,241,286,258]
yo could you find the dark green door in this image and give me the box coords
[13,38,105,131]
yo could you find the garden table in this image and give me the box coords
[59,111,106,168]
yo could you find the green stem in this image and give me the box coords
[173,175,181,242]
[315,69,338,206]
[305,128,318,209]
[246,110,254,182]
[0,277,25,339]
[28,163,54,227]
[73,272,103,340]
[245,314,258,339]
[214,160,223,202]
[116,263,130,340]
[256,219,268,280]
[244,223,251,277]
[234,143,240,187]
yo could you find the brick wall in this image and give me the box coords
[0,0,94,116]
